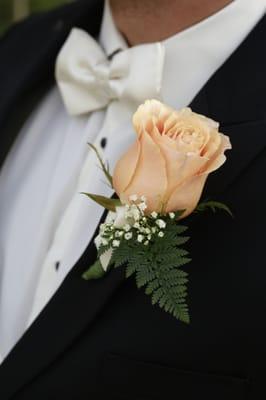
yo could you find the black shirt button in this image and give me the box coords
[100,137,107,149]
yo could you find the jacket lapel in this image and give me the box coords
[0,9,265,399]
[0,0,109,397]
[192,15,266,198]
[0,210,125,399]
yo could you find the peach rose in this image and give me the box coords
[113,100,231,217]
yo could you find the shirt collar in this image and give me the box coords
[99,0,265,108]
[99,0,128,58]
[161,0,266,109]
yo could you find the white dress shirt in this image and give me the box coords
[0,0,265,362]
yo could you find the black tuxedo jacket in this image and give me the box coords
[0,1,265,399]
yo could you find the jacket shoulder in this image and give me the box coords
[0,1,90,54]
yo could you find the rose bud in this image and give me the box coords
[113,100,231,218]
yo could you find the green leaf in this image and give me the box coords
[174,225,188,234]
[196,201,233,217]
[82,220,192,323]
[111,241,130,268]
[125,262,138,278]
[82,260,106,280]
[136,267,156,288]
[81,193,122,212]
[110,224,192,323]
[88,143,113,187]
[175,236,190,246]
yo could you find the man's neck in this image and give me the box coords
[110,0,233,46]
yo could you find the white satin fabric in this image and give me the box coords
[0,0,265,362]
[56,28,165,115]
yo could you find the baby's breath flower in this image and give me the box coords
[152,227,157,234]
[156,219,166,229]
[151,211,158,219]
[132,209,140,221]
[115,230,124,238]
[100,223,106,231]
[169,212,175,219]
[123,224,131,232]
[147,234,152,240]
[158,231,165,238]
[101,238,108,246]
[145,228,151,234]
[137,234,144,243]
[112,240,120,247]
[134,222,140,229]
[144,240,149,246]
[125,232,133,240]
[106,214,115,224]
[139,202,147,212]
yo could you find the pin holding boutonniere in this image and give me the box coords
[82,100,232,323]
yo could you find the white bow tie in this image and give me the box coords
[55,28,165,116]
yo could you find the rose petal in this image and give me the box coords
[165,174,208,218]
[201,129,221,158]
[133,99,174,137]
[113,140,141,195]
[123,131,168,212]
[201,134,232,174]
[153,134,208,199]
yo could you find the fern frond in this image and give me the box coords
[93,220,191,323]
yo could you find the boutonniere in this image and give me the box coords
[82,100,232,323]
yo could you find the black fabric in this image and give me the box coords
[0,1,265,399]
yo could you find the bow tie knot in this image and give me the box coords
[91,52,129,100]
[56,28,165,115]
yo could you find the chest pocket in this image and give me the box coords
[101,354,249,400]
